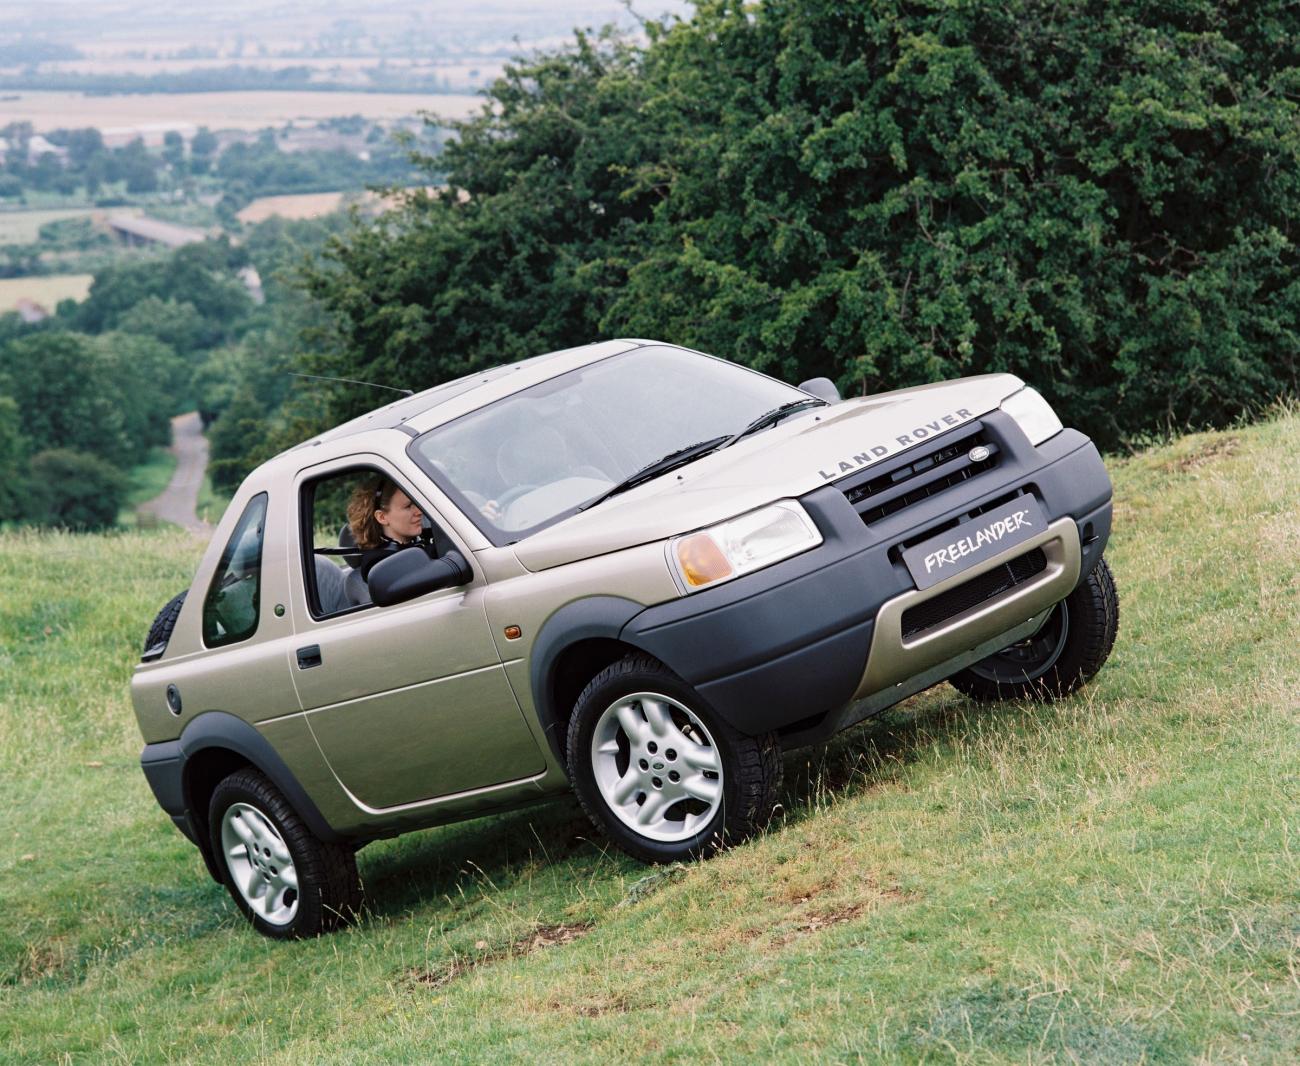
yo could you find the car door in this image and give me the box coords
[287,456,544,811]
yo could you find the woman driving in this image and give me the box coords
[346,479,432,581]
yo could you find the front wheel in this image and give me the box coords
[566,655,782,864]
[208,768,362,939]
[949,556,1119,702]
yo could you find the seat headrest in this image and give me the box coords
[338,523,363,569]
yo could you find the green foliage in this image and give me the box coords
[0,329,183,485]
[113,296,209,358]
[303,1,1300,448]
[70,240,253,345]
[0,394,24,517]
[21,447,127,529]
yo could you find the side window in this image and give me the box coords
[202,493,268,648]
[301,467,453,619]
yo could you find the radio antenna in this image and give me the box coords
[288,372,414,397]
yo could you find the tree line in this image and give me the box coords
[7,0,1300,530]
[289,0,1299,454]
[0,218,344,528]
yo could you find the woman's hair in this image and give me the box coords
[346,478,400,549]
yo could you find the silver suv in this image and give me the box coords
[133,340,1118,938]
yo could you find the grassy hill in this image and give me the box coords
[1,414,1297,1064]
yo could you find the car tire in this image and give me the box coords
[208,768,362,939]
[566,654,782,864]
[142,590,186,656]
[949,556,1119,702]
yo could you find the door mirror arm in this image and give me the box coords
[368,548,472,608]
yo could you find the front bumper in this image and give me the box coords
[621,412,1112,742]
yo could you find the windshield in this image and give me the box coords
[410,345,807,542]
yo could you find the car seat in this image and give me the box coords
[314,555,352,615]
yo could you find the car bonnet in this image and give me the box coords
[510,373,1024,572]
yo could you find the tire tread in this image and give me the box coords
[950,555,1119,702]
[566,654,781,863]
[210,768,362,938]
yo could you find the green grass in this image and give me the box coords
[195,470,231,528]
[1,415,1297,1063]
[0,207,97,244]
[117,447,180,529]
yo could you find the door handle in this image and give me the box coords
[296,644,322,670]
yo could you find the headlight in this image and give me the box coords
[1000,387,1063,446]
[671,501,822,592]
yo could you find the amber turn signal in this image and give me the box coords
[503,625,522,640]
[675,533,733,587]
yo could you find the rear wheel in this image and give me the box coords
[208,768,362,939]
[566,655,781,864]
[949,556,1119,702]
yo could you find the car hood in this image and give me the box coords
[511,373,1025,572]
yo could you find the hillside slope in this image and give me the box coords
[1,414,1297,1064]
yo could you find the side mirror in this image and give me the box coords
[798,377,841,403]
[368,548,472,608]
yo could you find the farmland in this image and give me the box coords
[0,90,480,138]
[0,208,101,244]
[0,273,93,313]
[236,191,354,224]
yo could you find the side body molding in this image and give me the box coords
[527,596,648,763]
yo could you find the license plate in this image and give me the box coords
[902,497,1047,591]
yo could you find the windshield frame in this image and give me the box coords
[406,344,811,546]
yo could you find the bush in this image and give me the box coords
[22,448,127,530]
[304,2,1300,449]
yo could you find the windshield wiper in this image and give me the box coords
[723,397,826,448]
[579,435,731,511]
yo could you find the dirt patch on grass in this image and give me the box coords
[549,993,631,1017]
[775,902,866,945]
[411,921,593,989]
[1163,436,1239,472]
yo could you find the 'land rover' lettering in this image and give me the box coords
[819,406,977,480]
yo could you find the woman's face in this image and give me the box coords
[375,489,423,543]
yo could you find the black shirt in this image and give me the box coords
[357,534,435,582]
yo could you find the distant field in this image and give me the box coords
[0,273,93,313]
[0,208,100,244]
[0,57,506,87]
[1,90,480,138]
[236,191,352,223]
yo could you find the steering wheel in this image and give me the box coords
[494,483,538,510]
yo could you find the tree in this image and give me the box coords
[94,332,187,451]
[0,331,133,465]
[191,126,218,174]
[0,394,25,521]
[22,448,126,530]
[115,296,208,357]
[162,129,185,169]
[302,2,1300,448]
[117,138,159,193]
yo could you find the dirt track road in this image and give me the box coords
[139,412,212,535]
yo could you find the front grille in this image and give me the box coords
[900,548,1047,639]
[842,426,999,525]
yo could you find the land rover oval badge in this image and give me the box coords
[968,445,991,462]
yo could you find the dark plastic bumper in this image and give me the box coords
[622,413,1112,738]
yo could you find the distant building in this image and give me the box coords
[0,135,69,165]
[27,135,68,164]
[238,265,264,305]
[107,214,208,249]
[15,298,48,324]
